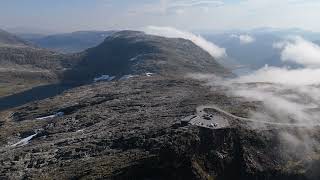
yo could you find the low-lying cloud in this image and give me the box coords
[230,34,255,44]
[189,37,320,158]
[234,66,320,86]
[144,26,227,59]
[274,36,320,68]
[227,37,320,125]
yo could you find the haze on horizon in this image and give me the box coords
[1,0,320,34]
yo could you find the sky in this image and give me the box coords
[1,0,320,33]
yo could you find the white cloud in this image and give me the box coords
[144,26,227,59]
[274,36,320,68]
[239,35,255,44]
[189,66,320,157]
[233,66,320,86]
[230,34,255,44]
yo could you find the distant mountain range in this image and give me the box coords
[19,31,116,53]
[0,29,30,47]
[202,28,320,71]
[203,33,283,69]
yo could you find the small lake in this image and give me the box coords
[0,84,73,111]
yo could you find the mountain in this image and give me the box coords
[0,45,73,97]
[21,31,116,53]
[0,30,230,105]
[0,29,29,47]
[0,29,74,97]
[63,31,231,83]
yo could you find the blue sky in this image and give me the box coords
[1,0,320,33]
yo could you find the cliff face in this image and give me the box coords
[1,76,319,179]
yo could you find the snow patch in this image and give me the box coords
[94,75,115,82]
[120,75,136,80]
[129,53,152,61]
[11,133,37,147]
[146,72,154,77]
[129,57,138,61]
[36,112,64,120]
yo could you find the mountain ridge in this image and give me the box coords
[0,29,30,47]
[20,30,116,53]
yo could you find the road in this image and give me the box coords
[184,105,320,129]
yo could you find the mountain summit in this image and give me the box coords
[64,31,231,83]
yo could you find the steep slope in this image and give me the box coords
[0,29,29,47]
[23,31,115,53]
[64,31,231,83]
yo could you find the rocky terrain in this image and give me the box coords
[0,45,73,97]
[1,76,320,179]
[0,29,76,97]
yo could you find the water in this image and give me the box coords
[0,84,73,111]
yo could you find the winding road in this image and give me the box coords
[190,105,320,128]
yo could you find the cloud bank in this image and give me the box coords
[234,66,320,86]
[144,26,227,59]
[228,37,320,124]
[274,36,320,68]
[189,37,320,157]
